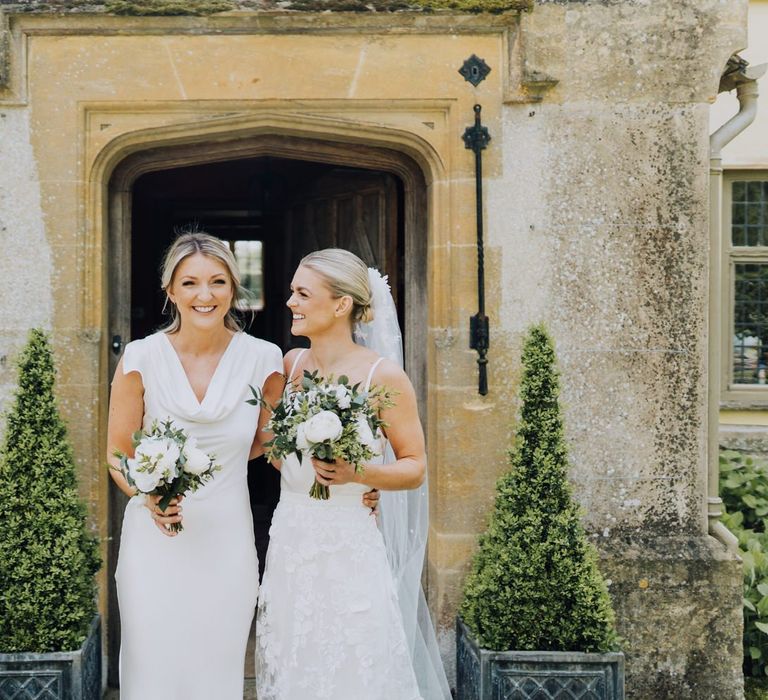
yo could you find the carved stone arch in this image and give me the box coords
[101,123,436,392]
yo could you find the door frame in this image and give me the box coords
[105,132,430,685]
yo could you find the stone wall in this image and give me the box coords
[0,110,52,416]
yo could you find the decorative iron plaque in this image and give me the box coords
[459,54,491,87]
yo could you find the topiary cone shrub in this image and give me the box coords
[460,324,618,652]
[0,329,100,653]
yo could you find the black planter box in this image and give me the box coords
[457,618,624,700]
[0,615,101,700]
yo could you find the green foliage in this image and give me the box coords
[720,449,768,677]
[460,324,618,652]
[0,330,100,653]
[105,0,235,15]
[747,676,768,700]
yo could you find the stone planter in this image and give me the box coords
[457,618,624,700]
[0,615,101,700]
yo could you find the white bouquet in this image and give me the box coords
[249,370,393,500]
[112,419,220,532]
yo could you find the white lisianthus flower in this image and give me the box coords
[296,422,310,451]
[127,457,162,493]
[306,389,319,406]
[303,410,343,444]
[355,415,380,455]
[182,436,211,476]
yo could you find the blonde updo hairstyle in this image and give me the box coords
[160,231,246,334]
[299,249,374,325]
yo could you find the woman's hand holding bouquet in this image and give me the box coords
[249,370,393,500]
[112,419,220,532]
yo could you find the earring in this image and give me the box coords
[162,297,175,315]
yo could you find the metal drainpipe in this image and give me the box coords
[708,57,767,550]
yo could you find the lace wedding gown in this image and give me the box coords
[255,353,423,700]
[115,331,282,700]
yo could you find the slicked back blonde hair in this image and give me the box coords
[299,248,373,324]
[160,231,245,334]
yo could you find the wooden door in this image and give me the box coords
[106,189,133,688]
[273,169,401,351]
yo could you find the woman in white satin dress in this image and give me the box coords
[107,232,285,699]
[255,249,448,700]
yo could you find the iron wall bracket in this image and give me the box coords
[463,104,491,395]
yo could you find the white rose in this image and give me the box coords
[355,415,380,454]
[183,437,212,476]
[127,457,162,493]
[296,423,310,451]
[303,410,343,444]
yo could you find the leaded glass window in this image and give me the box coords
[732,180,768,247]
[232,240,264,310]
[733,263,768,384]
[730,178,768,388]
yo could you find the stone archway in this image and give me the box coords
[103,131,431,685]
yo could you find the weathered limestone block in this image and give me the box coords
[598,536,743,700]
[720,425,768,457]
[0,108,52,420]
[525,0,748,103]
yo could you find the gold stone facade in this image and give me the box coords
[0,3,750,697]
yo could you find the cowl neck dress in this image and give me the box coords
[115,330,282,700]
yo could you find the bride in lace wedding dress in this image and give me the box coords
[255,249,451,700]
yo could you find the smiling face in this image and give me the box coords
[166,252,234,332]
[286,265,351,338]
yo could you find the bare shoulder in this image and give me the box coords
[112,356,144,390]
[283,347,306,376]
[370,358,414,395]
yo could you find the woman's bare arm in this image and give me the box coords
[107,357,183,535]
[106,358,144,498]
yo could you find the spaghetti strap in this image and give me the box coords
[364,357,385,393]
[288,349,308,385]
